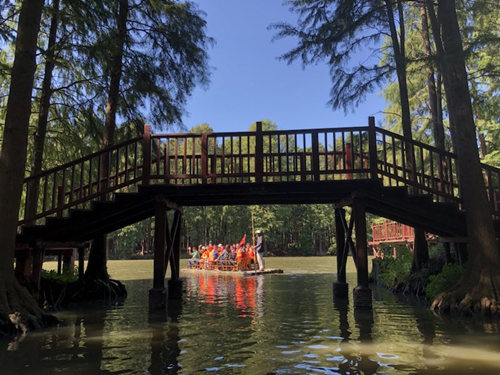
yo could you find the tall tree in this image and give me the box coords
[0,0,49,333]
[26,0,61,222]
[84,0,212,284]
[427,0,499,314]
[274,0,429,269]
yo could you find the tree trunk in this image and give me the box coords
[419,4,445,150]
[412,229,429,272]
[0,0,52,334]
[84,235,109,282]
[387,0,429,270]
[26,0,60,223]
[103,0,128,149]
[429,0,500,315]
[87,0,128,283]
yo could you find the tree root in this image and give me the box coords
[69,278,127,305]
[431,282,500,316]
[0,278,58,337]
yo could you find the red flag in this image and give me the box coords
[239,234,246,245]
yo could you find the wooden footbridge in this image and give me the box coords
[15,117,500,308]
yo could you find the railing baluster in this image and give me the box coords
[165,138,170,184]
[342,132,346,172]
[311,130,320,182]
[419,146,425,189]
[391,136,397,184]
[333,132,337,178]
[368,117,378,180]
[70,164,75,203]
[143,125,151,186]
[51,172,57,211]
[201,134,208,184]
[156,138,161,182]
[429,150,435,193]
[255,122,263,183]
[134,141,138,181]
[42,175,48,213]
[294,133,298,180]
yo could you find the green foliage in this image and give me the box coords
[425,264,463,299]
[375,246,413,288]
[273,0,392,111]
[41,268,78,283]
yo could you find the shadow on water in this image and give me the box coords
[148,301,183,375]
[333,297,381,375]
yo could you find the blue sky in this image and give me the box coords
[181,0,387,132]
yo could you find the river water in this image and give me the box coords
[0,257,499,374]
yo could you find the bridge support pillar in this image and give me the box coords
[62,249,76,274]
[32,244,45,303]
[150,200,168,310]
[352,199,372,309]
[333,208,349,299]
[149,288,167,310]
[168,210,183,300]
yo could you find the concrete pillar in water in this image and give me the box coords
[352,199,372,309]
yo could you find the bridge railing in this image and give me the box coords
[20,136,144,225]
[373,127,460,205]
[149,123,372,185]
[370,220,414,245]
[19,118,500,225]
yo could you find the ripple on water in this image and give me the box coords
[281,350,301,355]
[308,345,329,349]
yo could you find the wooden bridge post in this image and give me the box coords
[368,116,378,180]
[62,249,76,274]
[143,124,151,186]
[345,142,353,180]
[78,246,85,281]
[150,200,167,310]
[352,199,372,309]
[32,243,45,303]
[255,121,263,183]
[201,133,208,184]
[311,131,320,182]
[333,208,349,298]
[168,210,183,300]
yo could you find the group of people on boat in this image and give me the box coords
[187,230,265,271]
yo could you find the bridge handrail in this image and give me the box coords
[24,137,142,182]
[18,118,500,225]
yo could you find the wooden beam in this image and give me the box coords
[335,208,347,284]
[169,210,182,280]
[353,199,369,288]
[153,201,166,289]
[143,124,151,185]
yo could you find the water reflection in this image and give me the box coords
[332,297,381,374]
[149,301,182,374]
[1,273,500,374]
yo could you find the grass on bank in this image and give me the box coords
[372,244,464,299]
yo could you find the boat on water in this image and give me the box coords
[186,262,283,276]
[187,236,283,275]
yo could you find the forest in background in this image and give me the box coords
[0,0,497,259]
